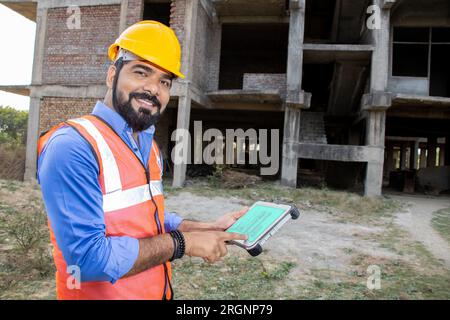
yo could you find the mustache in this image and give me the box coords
[129,92,162,109]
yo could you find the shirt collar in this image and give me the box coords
[91,101,155,136]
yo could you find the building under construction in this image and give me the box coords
[1,0,449,196]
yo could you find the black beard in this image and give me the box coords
[114,91,162,132]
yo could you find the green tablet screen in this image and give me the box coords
[226,205,286,243]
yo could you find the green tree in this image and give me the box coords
[0,106,28,145]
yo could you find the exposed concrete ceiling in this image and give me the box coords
[0,1,37,22]
[334,0,370,43]
[304,0,369,43]
[392,0,450,25]
[211,0,287,17]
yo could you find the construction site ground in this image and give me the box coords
[0,178,449,299]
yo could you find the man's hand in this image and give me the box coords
[184,231,247,263]
[211,207,249,231]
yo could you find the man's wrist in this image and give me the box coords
[178,220,221,232]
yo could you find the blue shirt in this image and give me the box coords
[37,101,183,283]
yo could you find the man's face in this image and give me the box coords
[108,60,173,132]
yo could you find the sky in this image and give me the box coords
[0,4,36,111]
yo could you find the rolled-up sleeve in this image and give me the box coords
[38,127,139,284]
[164,211,183,232]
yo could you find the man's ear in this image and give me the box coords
[106,65,116,89]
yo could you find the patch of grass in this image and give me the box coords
[171,254,296,300]
[297,254,450,300]
[431,207,450,245]
[0,192,55,299]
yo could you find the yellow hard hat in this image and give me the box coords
[108,20,185,79]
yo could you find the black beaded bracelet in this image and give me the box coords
[169,230,185,261]
[169,232,178,262]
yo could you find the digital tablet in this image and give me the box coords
[226,201,300,256]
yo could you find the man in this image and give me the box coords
[37,20,247,300]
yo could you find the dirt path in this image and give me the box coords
[165,192,400,276]
[389,194,450,268]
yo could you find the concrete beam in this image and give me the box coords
[189,83,210,107]
[30,85,107,98]
[289,0,301,10]
[286,90,311,109]
[0,85,30,96]
[0,0,37,21]
[392,94,450,108]
[295,143,384,163]
[361,92,392,111]
[303,44,374,52]
[382,0,396,9]
[219,15,289,24]
[207,90,283,104]
[39,0,122,9]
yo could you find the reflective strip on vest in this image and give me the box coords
[103,180,163,213]
[68,118,122,194]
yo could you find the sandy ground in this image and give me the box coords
[390,194,450,268]
[165,192,403,276]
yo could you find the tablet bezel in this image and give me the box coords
[226,201,292,249]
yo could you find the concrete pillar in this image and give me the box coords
[172,0,199,187]
[419,147,427,168]
[427,137,437,168]
[281,106,301,187]
[409,141,419,169]
[364,111,386,197]
[172,95,192,187]
[280,0,306,187]
[24,5,47,181]
[445,137,450,166]
[363,0,392,197]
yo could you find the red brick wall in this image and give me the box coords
[39,97,173,156]
[43,5,121,85]
[39,97,98,133]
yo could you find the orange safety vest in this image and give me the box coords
[38,114,172,300]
